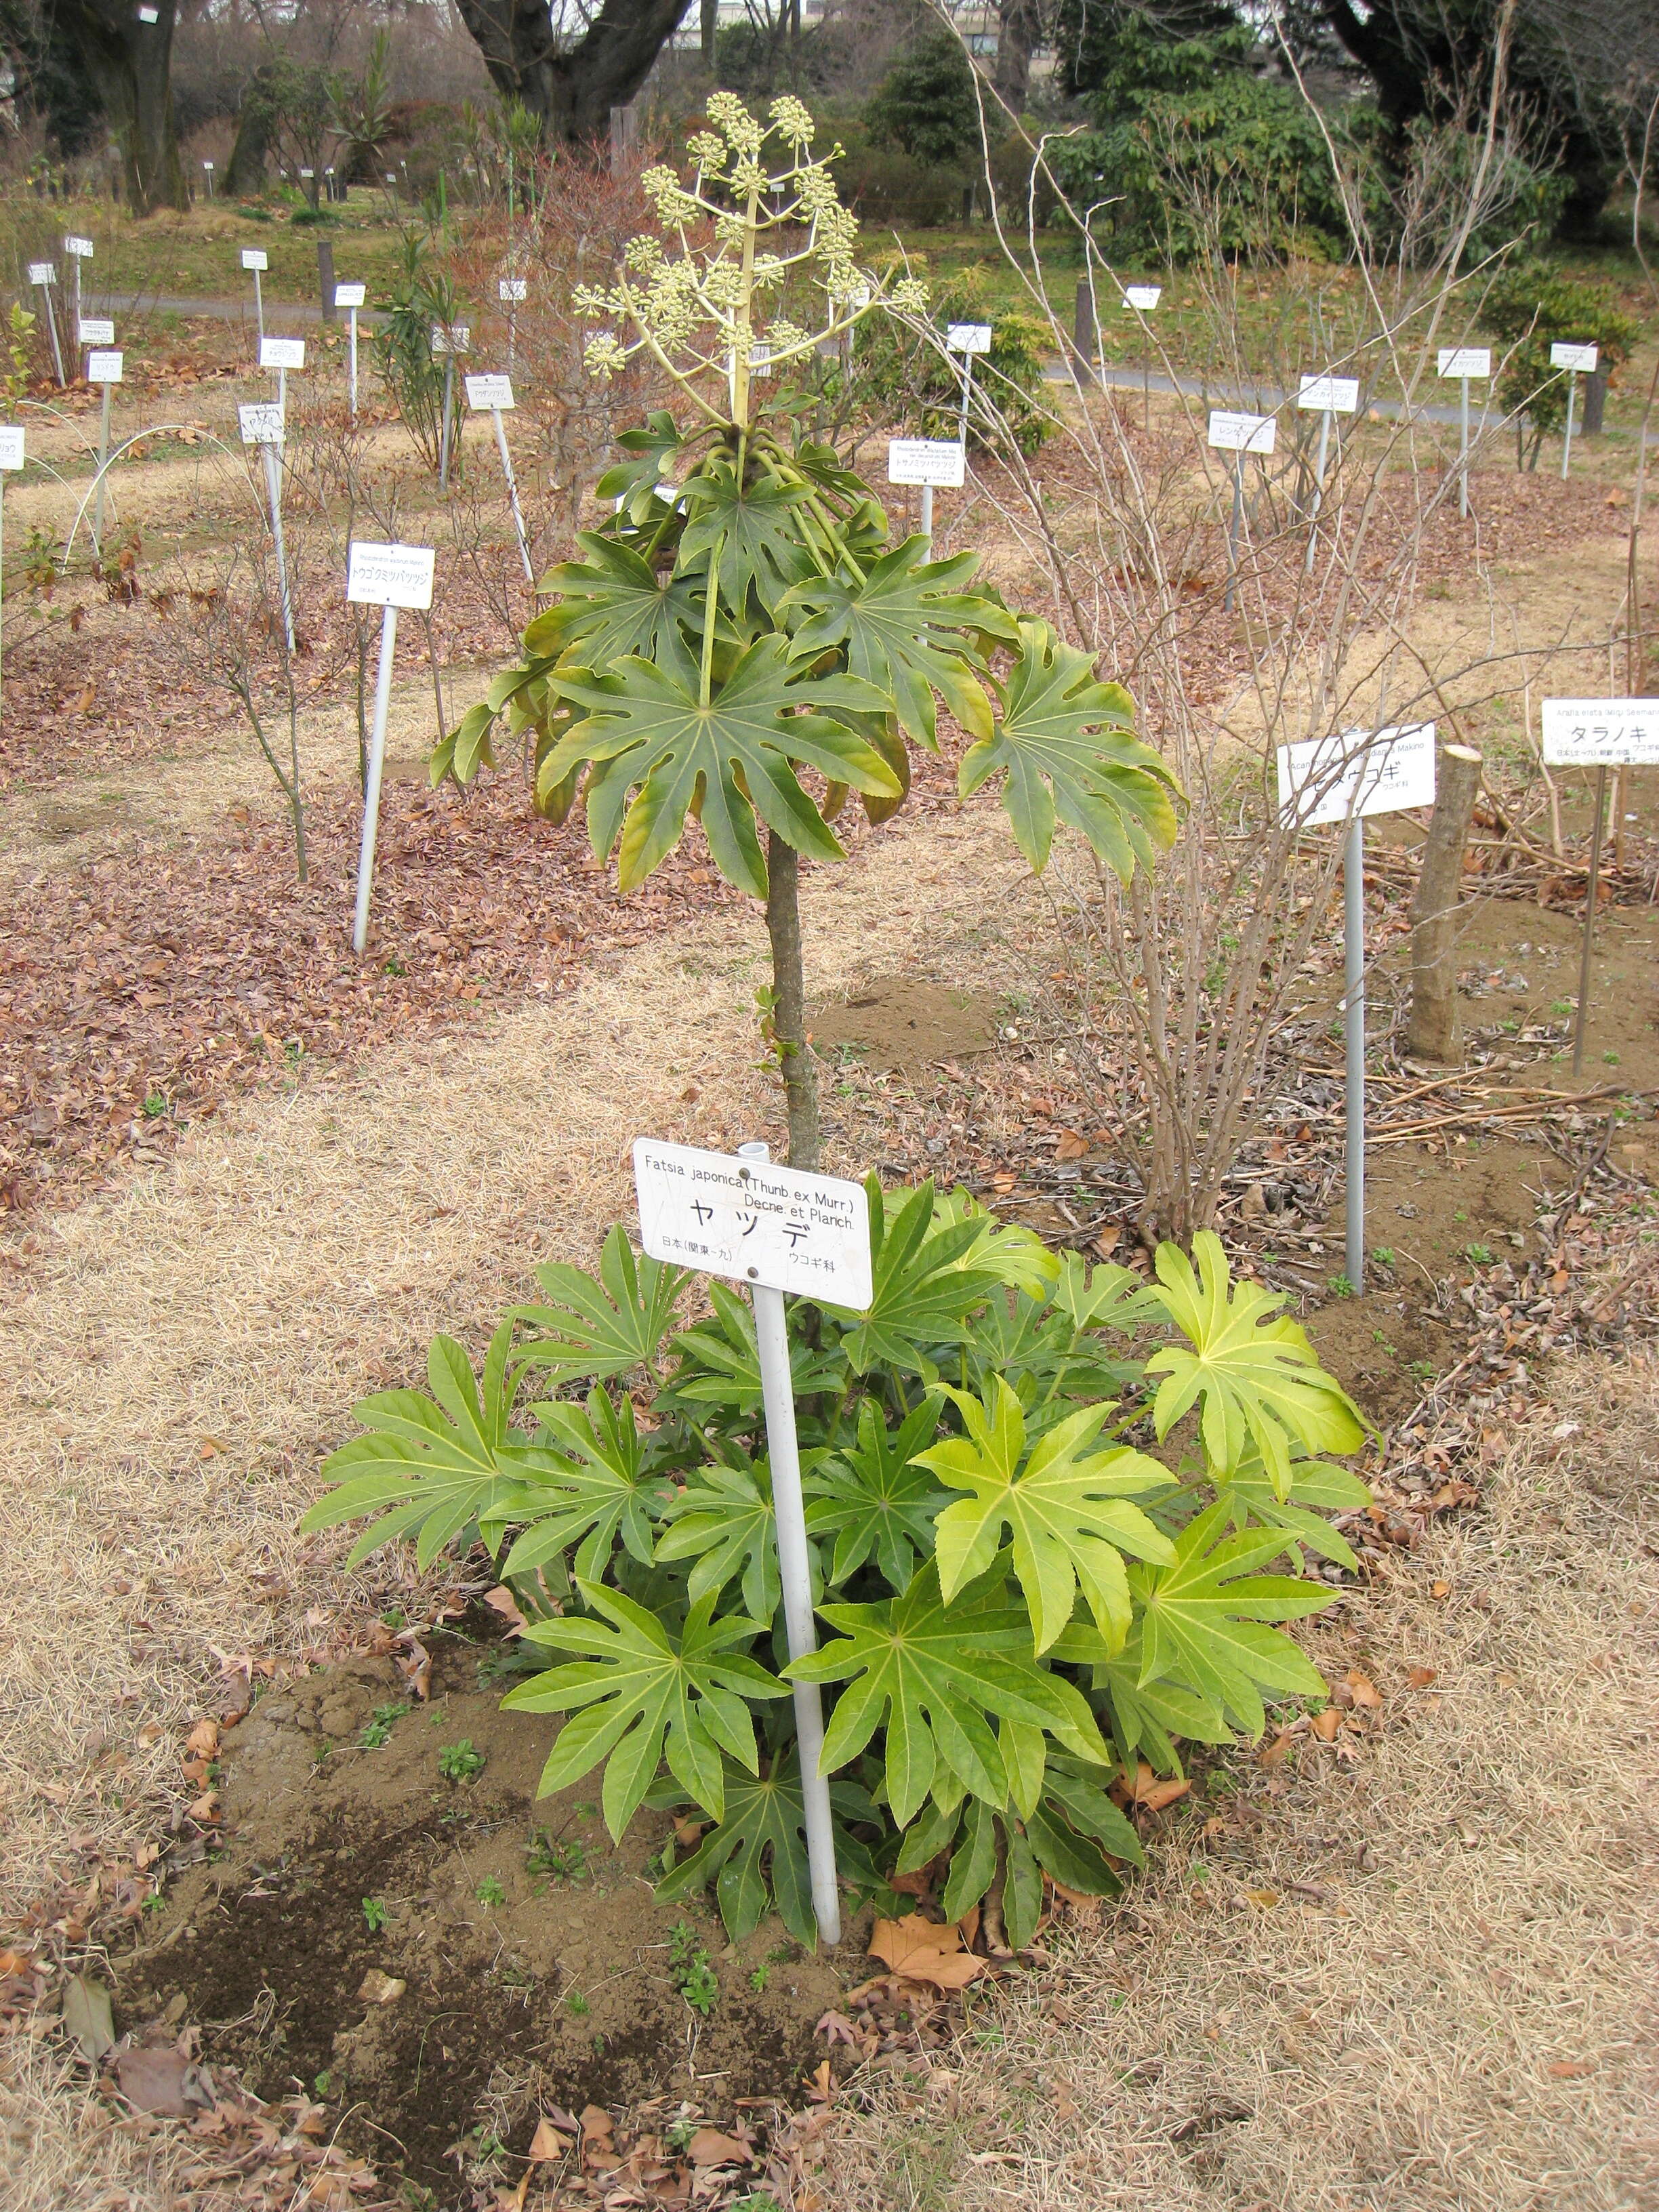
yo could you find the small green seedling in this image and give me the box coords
[1327,1273,1355,1299]
[475,1875,506,1908]
[359,1701,409,1749]
[526,1830,590,1884]
[362,1897,388,1932]
[438,1738,485,1783]
[565,1989,591,2018]
[1372,1247,1395,1267]
[1464,1242,1493,1267]
[667,1919,718,2018]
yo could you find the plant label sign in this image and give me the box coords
[887,438,965,488]
[1208,409,1276,454]
[945,323,993,354]
[238,402,285,447]
[430,324,470,354]
[346,540,435,611]
[260,337,305,370]
[64,235,94,258]
[86,350,122,384]
[634,1139,872,1308]
[78,317,114,346]
[0,427,25,470]
[1277,721,1437,828]
[498,277,527,303]
[333,281,366,308]
[465,373,514,411]
[1122,285,1162,310]
[1437,348,1490,380]
[1550,341,1598,374]
[241,247,268,272]
[1540,699,1659,767]
[1298,374,1359,413]
[28,262,54,285]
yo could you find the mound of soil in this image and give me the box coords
[113,1633,853,2205]
[811,977,999,1073]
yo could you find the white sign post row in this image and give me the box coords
[1208,411,1276,613]
[1437,348,1490,518]
[64,232,91,335]
[1551,342,1599,480]
[28,263,65,386]
[83,334,121,558]
[432,324,470,492]
[945,322,991,459]
[499,274,527,375]
[1296,374,1358,574]
[1278,723,1439,1292]
[635,1136,871,1946]
[465,374,532,581]
[241,245,268,342]
[347,541,436,954]
[1541,699,1659,1073]
[239,403,294,653]
[334,281,366,417]
[0,425,24,720]
[1121,285,1160,422]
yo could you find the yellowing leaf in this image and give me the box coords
[867,1914,985,1989]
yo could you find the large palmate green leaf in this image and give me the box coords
[789,1564,1109,1826]
[654,1454,792,1624]
[958,619,1181,878]
[1145,1231,1366,1492]
[434,656,560,786]
[503,1581,786,1836]
[820,1179,1012,1379]
[663,1279,845,1423]
[523,534,703,670]
[1130,1503,1335,1737]
[516,1223,688,1387]
[300,1323,548,1569]
[781,537,1015,748]
[596,409,690,517]
[676,459,817,613]
[543,633,898,897]
[1208,1449,1372,1570]
[804,1395,949,1591]
[1052,1622,1233,1777]
[500,1388,674,1583]
[918,1378,1172,1655]
[652,1750,879,1945]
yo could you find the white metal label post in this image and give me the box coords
[64,234,92,334]
[887,436,964,540]
[498,275,527,375]
[1208,410,1277,611]
[1296,373,1359,571]
[431,324,470,491]
[464,373,533,581]
[28,263,64,385]
[1541,698,1659,1072]
[634,1135,874,1946]
[84,344,121,556]
[1278,722,1438,1291]
[334,282,366,418]
[0,424,24,720]
[945,322,992,451]
[346,541,437,954]
[241,245,268,343]
[1122,284,1162,422]
[1436,347,1490,518]
[260,333,304,417]
[1550,342,1598,480]
[239,403,293,653]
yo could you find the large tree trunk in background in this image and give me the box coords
[455,0,696,144]
[226,65,278,197]
[55,0,186,214]
[701,0,717,67]
[994,0,1043,110]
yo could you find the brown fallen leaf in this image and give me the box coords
[1311,1708,1342,1741]
[115,2045,201,2117]
[1431,1580,1452,1599]
[1130,1763,1191,1811]
[866,1914,985,1990]
[1406,1666,1438,1689]
[1244,1888,1280,1909]
[1054,1129,1090,1160]
[483,1585,527,1633]
[688,2128,752,2167]
[1547,2059,1594,2078]
[185,1719,218,1759]
[1345,1669,1382,1708]
[527,2115,573,2161]
[815,2010,860,2047]
[579,2104,615,2142]
[61,1974,115,2062]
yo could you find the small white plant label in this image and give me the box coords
[241,247,268,272]
[465,373,514,411]
[1437,348,1491,379]
[430,324,470,354]
[498,277,528,302]
[1208,409,1277,454]
[0,427,26,470]
[333,281,366,308]
[260,336,306,370]
[1550,341,1598,373]
[86,349,123,384]
[945,323,993,354]
[64,235,94,258]
[238,403,285,446]
[1278,722,1437,827]
[1297,374,1359,413]
[1122,285,1162,310]
[28,262,54,285]
[887,438,966,487]
[634,1139,872,1308]
[1540,699,1659,767]
[346,540,436,610]
[138,6,159,21]
[749,344,775,378]
[78,317,115,346]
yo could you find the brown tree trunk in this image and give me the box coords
[226,68,276,197]
[455,0,695,145]
[58,0,186,214]
[1405,743,1483,1064]
[764,832,820,1170]
[994,0,1042,111]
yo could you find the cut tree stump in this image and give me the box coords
[1406,741,1484,1064]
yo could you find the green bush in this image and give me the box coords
[304,1205,1368,1948]
[851,268,1056,455]
[1480,258,1640,466]
[865,30,983,169]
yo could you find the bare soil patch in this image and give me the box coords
[810,977,1000,1074]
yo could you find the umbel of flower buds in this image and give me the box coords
[577,91,927,425]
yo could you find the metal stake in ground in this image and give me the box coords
[241,245,268,345]
[1122,284,1162,429]
[0,426,24,720]
[260,335,304,421]
[28,264,64,386]
[1296,373,1358,576]
[465,374,532,581]
[1209,409,1276,615]
[64,233,91,336]
[433,324,470,493]
[1553,341,1599,481]
[1539,697,1659,1076]
[240,403,293,651]
[499,276,526,377]
[346,541,437,956]
[1437,348,1490,520]
[886,436,963,548]
[335,283,366,419]
[1278,720,1439,1294]
[946,322,991,465]
[634,1136,874,1948]
[83,342,122,558]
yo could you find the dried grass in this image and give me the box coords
[821,1350,1659,2212]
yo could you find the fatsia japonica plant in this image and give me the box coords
[304,1196,1370,1950]
[432,92,1181,1167]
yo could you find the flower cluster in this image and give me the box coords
[575,92,924,423]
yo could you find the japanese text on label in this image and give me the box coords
[1540,699,1659,768]
[634,1140,872,1308]
[1278,722,1437,827]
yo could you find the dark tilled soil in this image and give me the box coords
[810,975,1002,1074]
[114,1636,853,2205]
